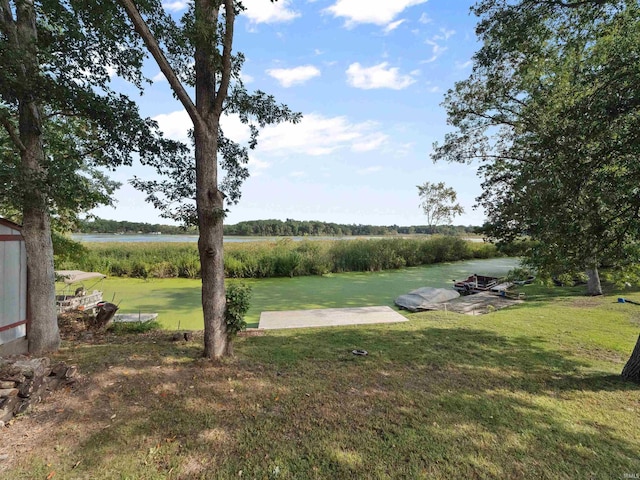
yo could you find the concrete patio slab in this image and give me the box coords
[258,306,408,330]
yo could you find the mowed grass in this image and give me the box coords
[3,285,640,479]
[95,257,519,329]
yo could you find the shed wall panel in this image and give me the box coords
[0,225,17,235]
[0,324,25,344]
[0,227,27,347]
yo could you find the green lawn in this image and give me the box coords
[3,283,640,479]
[96,257,519,329]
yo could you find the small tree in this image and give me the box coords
[417,182,464,233]
[118,0,301,359]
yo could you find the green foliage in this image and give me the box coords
[434,0,640,287]
[109,320,161,335]
[52,231,87,264]
[225,283,252,338]
[0,0,188,227]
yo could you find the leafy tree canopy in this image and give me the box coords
[433,0,640,291]
[417,181,464,229]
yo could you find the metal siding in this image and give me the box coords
[0,230,27,346]
[0,324,24,344]
[0,225,20,236]
[20,241,26,322]
[1,242,21,326]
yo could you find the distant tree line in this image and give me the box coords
[77,218,197,235]
[77,218,480,237]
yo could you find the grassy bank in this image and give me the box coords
[3,286,640,478]
[59,236,501,279]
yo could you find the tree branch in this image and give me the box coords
[213,0,234,116]
[0,113,26,152]
[0,0,11,30]
[117,0,204,132]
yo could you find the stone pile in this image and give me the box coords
[0,357,77,426]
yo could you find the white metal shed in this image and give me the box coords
[0,218,28,355]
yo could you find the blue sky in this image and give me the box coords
[93,0,484,227]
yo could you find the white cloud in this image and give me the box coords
[154,111,389,159]
[152,71,166,83]
[455,60,473,70]
[267,65,321,87]
[162,0,188,12]
[258,113,387,156]
[248,156,271,176]
[289,171,307,178]
[325,0,428,27]
[383,19,405,34]
[423,39,448,63]
[421,29,456,63]
[242,0,300,24]
[434,28,456,41]
[153,110,251,144]
[419,12,432,24]
[346,62,416,90]
[352,133,388,152]
[357,166,383,174]
[240,72,254,84]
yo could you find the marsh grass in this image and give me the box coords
[3,288,640,479]
[59,237,500,280]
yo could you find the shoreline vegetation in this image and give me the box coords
[59,236,521,280]
[76,217,479,237]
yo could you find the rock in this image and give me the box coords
[0,381,16,389]
[171,333,182,342]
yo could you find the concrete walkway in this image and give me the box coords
[258,306,408,330]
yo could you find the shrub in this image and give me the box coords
[225,282,252,337]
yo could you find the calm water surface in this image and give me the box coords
[72,234,483,243]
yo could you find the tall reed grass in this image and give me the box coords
[59,237,502,279]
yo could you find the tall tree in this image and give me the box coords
[118,0,300,358]
[417,181,464,232]
[433,0,640,296]
[0,0,186,353]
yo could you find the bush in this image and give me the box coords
[225,283,252,337]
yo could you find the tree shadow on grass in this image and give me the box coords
[5,325,640,479]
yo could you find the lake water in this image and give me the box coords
[100,256,520,329]
[71,234,482,243]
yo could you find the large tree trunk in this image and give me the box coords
[15,0,60,354]
[586,265,602,296]
[194,0,229,359]
[621,334,640,383]
[195,126,228,359]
